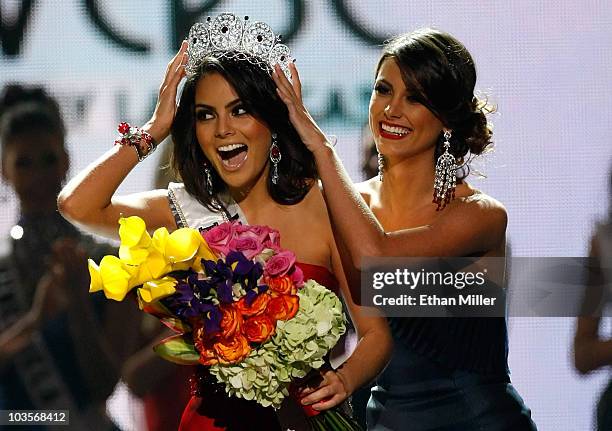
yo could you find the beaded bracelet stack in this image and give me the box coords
[114,122,157,162]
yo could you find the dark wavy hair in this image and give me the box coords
[171,52,317,212]
[377,28,494,178]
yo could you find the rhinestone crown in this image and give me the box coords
[186,13,293,79]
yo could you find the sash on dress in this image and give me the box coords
[167,183,356,431]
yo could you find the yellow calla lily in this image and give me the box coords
[88,259,103,293]
[152,226,170,254]
[98,255,135,301]
[191,241,218,272]
[165,228,202,263]
[119,244,150,265]
[118,216,152,264]
[91,215,219,302]
[138,276,178,303]
[171,261,192,271]
[130,250,172,288]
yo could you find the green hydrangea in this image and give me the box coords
[209,280,347,408]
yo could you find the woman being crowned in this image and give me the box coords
[58,13,391,431]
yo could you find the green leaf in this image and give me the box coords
[160,317,192,333]
[153,334,199,365]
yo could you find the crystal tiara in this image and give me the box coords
[185,13,293,79]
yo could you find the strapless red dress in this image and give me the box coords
[179,263,339,431]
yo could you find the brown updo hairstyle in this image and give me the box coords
[376,28,494,178]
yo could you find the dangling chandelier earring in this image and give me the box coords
[204,163,214,195]
[433,130,457,211]
[269,133,281,185]
[377,152,385,182]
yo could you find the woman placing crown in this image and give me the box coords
[58,13,391,431]
[273,29,537,429]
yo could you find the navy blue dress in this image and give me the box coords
[366,317,537,430]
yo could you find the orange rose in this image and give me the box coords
[265,276,296,295]
[198,344,218,366]
[213,334,251,364]
[243,315,276,343]
[219,305,242,338]
[266,294,300,321]
[193,325,218,366]
[236,292,271,317]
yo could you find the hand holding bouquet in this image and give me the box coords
[88,217,361,429]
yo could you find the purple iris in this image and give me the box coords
[158,253,266,332]
[226,251,263,291]
[244,284,269,306]
[201,259,234,304]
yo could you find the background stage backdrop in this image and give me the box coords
[1,1,611,430]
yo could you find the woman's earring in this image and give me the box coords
[433,130,457,211]
[204,163,214,195]
[377,152,385,182]
[269,133,281,185]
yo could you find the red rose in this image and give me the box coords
[242,315,275,343]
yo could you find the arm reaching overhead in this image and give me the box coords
[272,63,507,272]
[57,42,189,238]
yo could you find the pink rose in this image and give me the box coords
[239,225,280,246]
[203,222,236,256]
[228,236,264,260]
[264,250,296,278]
[265,229,281,248]
[234,224,260,242]
[289,265,304,288]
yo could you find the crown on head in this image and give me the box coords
[186,13,293,79]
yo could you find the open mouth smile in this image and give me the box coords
[217,143,248,171]
[379,121,412,140]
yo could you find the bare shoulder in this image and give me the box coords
[442,188,507,235]
[355,178,379,205]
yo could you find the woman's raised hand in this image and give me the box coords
[272,63,331,154]
[144,41,189,143]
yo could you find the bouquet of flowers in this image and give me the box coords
[88,216,362,430]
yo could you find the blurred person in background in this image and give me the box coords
[0,85,129,430]
[574,164,612,430]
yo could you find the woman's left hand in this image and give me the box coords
[272,63,331,154]
[297,368,351,411]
